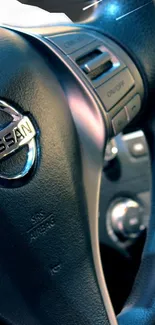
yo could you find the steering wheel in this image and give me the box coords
[0,1,154,324]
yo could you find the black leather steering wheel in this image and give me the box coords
[0,1,155,325]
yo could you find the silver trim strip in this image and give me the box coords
[0,100,36,180]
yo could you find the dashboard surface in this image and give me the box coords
[19,0,97,21]
[19,0,152,23]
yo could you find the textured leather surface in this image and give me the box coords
[0,28,109,325]
[85,1,155,324]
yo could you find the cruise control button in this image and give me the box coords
[112,109,128,135]
[125,94,141,120]
[47,33,95,54]
[96,68,135,111]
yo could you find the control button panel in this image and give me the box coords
[46,30,144,137]
[112,109,129,135]
[96,68,135,111]
[125,94,141,120]
[47,33,96,54]
[100,131,150,252]
[73,41,125,87]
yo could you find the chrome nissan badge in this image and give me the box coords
[0,101,36,180]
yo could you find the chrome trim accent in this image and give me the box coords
[0,138,36,180]
[0,100,36,180]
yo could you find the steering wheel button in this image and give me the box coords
[96,68,135,111]
[125,94,141,120]
[47,33,96,54]
[126,137,148,158]
[112,109,128,135]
